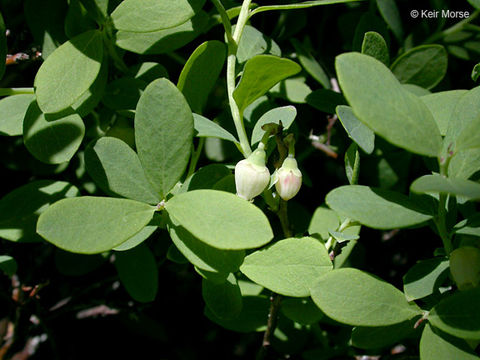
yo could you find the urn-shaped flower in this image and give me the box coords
[275,156,302,201]
[235,144,270,201]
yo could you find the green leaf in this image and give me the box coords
[468,0,480,10]
[306,89,347,114]
[429,287,480,339]
[449,148,480,181]
[352,318,419,349]
[113,225,157,251]
[336,52,442,157]
[0,12,6,80]
[269,77,312,104]
[233,55,301,114]
[326,185,432,229]
[115,244,158,303]
[421,90,468,136]
[411,174,480,201]
[0,256,17,276]
[291,39,330,88]
[240,237,333,297]
[34,30,103,114]
[352,12,390,52]
[115,11,208,55]
[281,298,324,325]
[181,164,232,193]
[472,63,480,82]
[403,258,450,301]
[193,114,238,143]
[456,115,480,152]
[205,295,269,332]
[250,0,367,17]
[361,31,389,66]
[391,45,448,89]
[23,101,85,164]
[177,41,226,113]
[130,62,168,83]
[329,230,359,243]
[0,95,35,136]
[102,77,144,111]
[135,78,194,198]
[37,197,156,254]
[308,207,340,241]
[0,180,79,243]
[111,0,205,32]
[167,215,245,274]
[165,190,273,250]
[420,324,480,360]
[376,0,403,41]
[336,105,375,154]
[403,83,431,96]
[65,0,97,38]
[454,213,480,237]
[202,273,243,319]
[310,268,422,326]
[85,137,160,204]
[345,143,360,185]
[251,106,297,146]
[236,25,281,65]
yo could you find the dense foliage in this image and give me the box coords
[1,0,480,359]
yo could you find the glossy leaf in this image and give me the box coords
[115,244,158,303]
[193,114,238,143]
[336,52,442,157]
[165,190,273,250]
[236,25,281,65]
[251,106,297,146]
[403,258,449,301]
[421,90,468,136]
[420,324,480,360]
[167,216,245,274]
[115,11,208,55]
[326,185,432,229]
[23,101,85,164]
[310,268,422,326]
[37,197,156,254]
[35,30,103,114]
[240,237,333,297]
[391,45,448,89]
[0,180,79,243]
[0,12,5,79]
[85,137,160,204]
[111,0,205,32]
[411,174,480,201]
[135,78,194,198]
[202,273,243,319]
[0,95,35,136]
[361,31,389,65]
[376,0,403,41]
[336,105,375,154]
[177,41,226,113]
[233,55,301,114]
[291,38,330,88]
[429,287,480,339]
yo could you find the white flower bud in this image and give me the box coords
[275,156,302,201]
[235,144,270,201]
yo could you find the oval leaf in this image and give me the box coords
[165,190,273,250]
[0,180,79,243]
[403,258,450,301]
[310,268,422,326]
[111,0,205,32]
[193,114,238,143]
[234,55,301,114]
[0,95,35,136]
[113,225,157,251]
[202,273,243,320]
[240,237,332,297]
[391,45,448,90]
[85,137,160,204]
[35,30,103,114]
[115,244,158,303]
[23,101,85,164]
[336,105,375,154]
[177,41,226,114]
[135,78,194,198]
[37,197,156,254]
[429,287,480,339]
[411,174,480,201]
[421,90,467,136]
[251,106,297,146]
[336,52,442,157]
[361,31,389,66]
[326,185,432,229]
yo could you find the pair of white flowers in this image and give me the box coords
[234,143,302,201]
